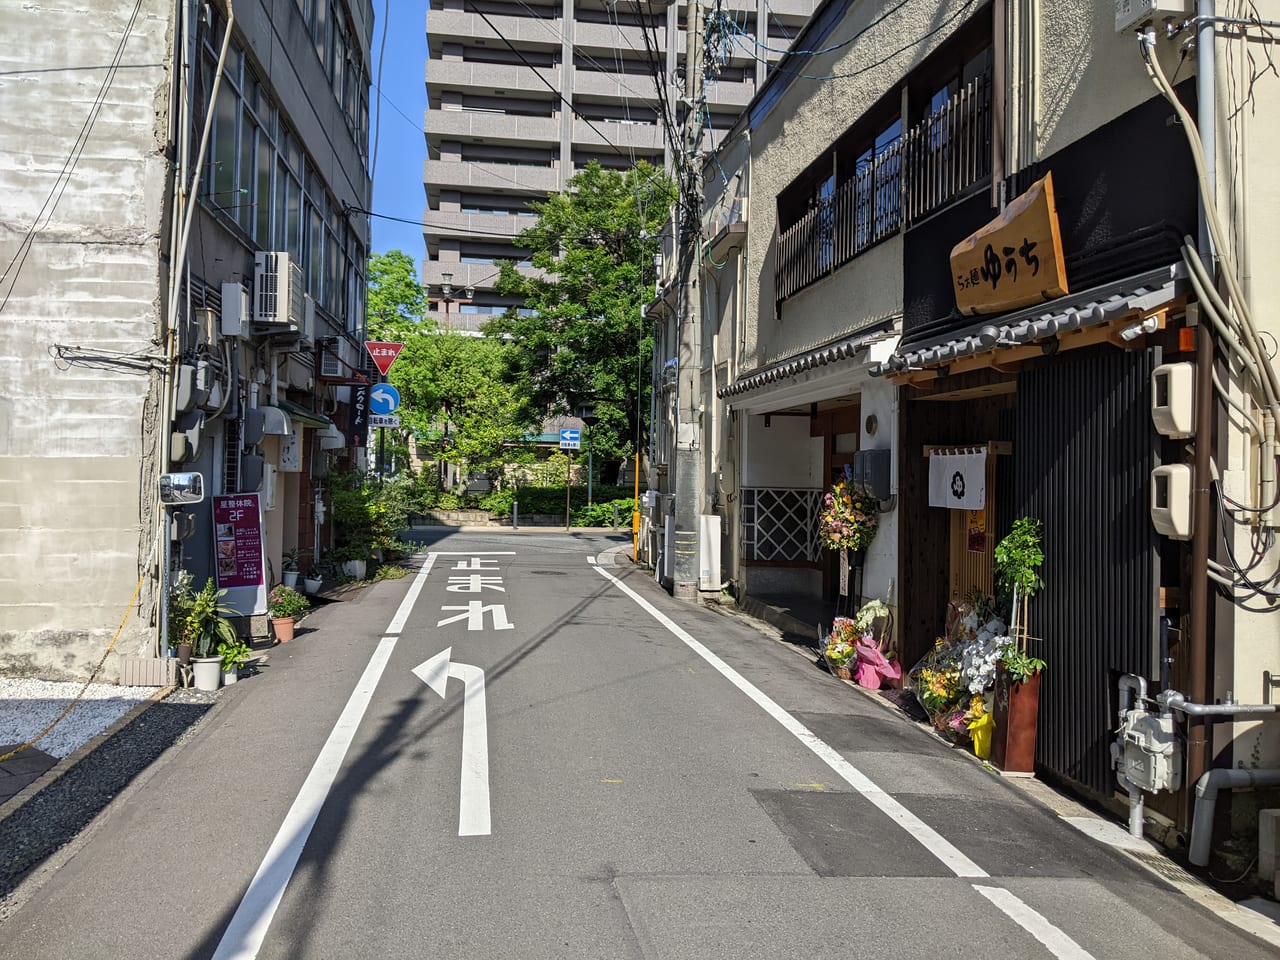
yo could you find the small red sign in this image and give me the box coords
[364,341,404,376]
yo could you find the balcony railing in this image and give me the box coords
[775,72,992,302]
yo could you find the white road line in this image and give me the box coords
[214,548,443,957]
[591,563,986,878]
[594,563,1099,960]
[211,636,401,960]
[386,552,438,635]
[428,551,517,555]
[972,885,1095,959]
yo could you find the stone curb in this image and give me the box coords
[0,686,175,830]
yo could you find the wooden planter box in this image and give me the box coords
[990,664,1042,774]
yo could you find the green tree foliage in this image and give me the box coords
[367,250,430,340]
[487,160,675,479]
[391,332,538,486]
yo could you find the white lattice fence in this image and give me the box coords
[741,488,822,562]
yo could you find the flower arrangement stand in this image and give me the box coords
[990,664,1041,774]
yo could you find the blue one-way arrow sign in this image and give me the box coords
[559,428,581,450]
[370,383,400,415]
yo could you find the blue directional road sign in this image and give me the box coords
[370,383,400,416]
[559,428,581,450]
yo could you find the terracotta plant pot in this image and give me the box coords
[991,664,1042,774]
[272,616,296,642]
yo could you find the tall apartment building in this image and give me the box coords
[423,0,816,328]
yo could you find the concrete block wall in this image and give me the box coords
[0,2,173,678]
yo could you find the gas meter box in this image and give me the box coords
[1118,710,1182,793]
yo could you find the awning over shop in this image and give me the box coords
[257,405,292,436]
[318,423,346,449]
[276,398,332,429]
[717,329,898,406]
[871,263,1187,380]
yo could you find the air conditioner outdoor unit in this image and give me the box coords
[253,252,305,327]
[320,345,344,378]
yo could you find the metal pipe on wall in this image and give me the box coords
[1185,322,1214,829]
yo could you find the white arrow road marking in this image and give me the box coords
[414,647,491,837]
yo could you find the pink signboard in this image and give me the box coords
[212,493,266,590]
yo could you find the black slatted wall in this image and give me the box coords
[1015,346,1159,792]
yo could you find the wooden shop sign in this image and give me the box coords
[950,172,1068,316]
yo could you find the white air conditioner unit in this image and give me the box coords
[253,252,305,327]
[221,282,249,338]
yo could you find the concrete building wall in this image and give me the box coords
[0,1,174,677]
[741,415,821,488]
[768,237,903,365]
[744,0,980,375]
[1034,1,1188,163]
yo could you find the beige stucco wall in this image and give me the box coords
[1212,7,1280,767]
[0,2,172,678]
[768,237,904,364]
[1034,2,1190,163]
[745,0,980,373]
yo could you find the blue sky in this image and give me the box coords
[368,3,427,268]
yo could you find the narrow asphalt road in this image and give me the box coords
[0,531,1272,959]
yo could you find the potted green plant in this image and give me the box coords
[217,637,253,685]
[267,583,310,643]
[303,564,324,594]
[173,577,238,691]
[281,548,302,589]
[990,516,1046,774]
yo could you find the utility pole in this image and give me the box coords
[671,0,705,600]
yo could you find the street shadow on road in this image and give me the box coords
[181,564,620,960]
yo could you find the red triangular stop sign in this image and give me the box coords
[364,341,404,376]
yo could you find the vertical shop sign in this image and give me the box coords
[349,384,369,447]
[212,493,268,615]
[966,509,987,553]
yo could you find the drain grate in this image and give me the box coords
[1126,850,1206,887]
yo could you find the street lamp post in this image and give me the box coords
[432,271,475,330]
[579,402,598,506]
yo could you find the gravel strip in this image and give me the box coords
[0,693,215,919]
[0,679,159,759]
